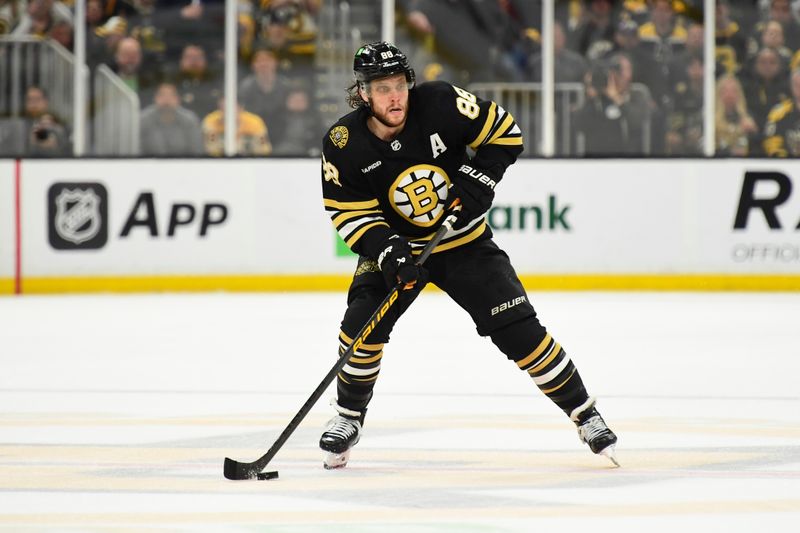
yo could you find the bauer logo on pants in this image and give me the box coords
[48,182,108,250]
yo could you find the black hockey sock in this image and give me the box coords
[335,329,383,413]
[514,333,589,416]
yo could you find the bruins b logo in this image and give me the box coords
[329,126,349,148]
[389,165,450,227]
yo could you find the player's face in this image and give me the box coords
[365,74,409,128]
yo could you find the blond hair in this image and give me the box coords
[714,74,754,151]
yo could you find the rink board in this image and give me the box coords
[2,158,799,293]
[0,161,15,294]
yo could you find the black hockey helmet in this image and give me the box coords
[353,41,416,88]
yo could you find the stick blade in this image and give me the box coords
[223,457,259,480]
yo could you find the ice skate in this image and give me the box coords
[319,403,364,469]
[571,398,619,467]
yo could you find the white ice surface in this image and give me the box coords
[1,291,799,532]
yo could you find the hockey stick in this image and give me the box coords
[223,206,461,480]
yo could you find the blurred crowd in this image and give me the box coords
[2,0,323,156]
[3,0,800,157]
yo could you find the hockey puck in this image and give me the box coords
[256,471,279,480]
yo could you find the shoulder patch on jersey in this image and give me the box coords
[330,126,349,149]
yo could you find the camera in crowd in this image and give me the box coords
[33,124,53,141]
[31,114,58,142]
[589,57,622,93]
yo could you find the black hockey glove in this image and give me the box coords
[448,163,498,230]
[377,235,429,290]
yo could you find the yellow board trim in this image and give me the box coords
[0,279,14,295]
[2,274,800,295]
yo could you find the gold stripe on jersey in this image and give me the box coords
[325,197,390,250]
[490,136,524,146]
[324,198,380,210]
[332,208,384,226]
[344,220,390,248]
[469,102,497,149]
[469,104,523,149]
[408,221,487,255]
[488,113,516,144]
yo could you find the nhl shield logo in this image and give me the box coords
[48,182,108,250]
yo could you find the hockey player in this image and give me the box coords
[319,41,618,469]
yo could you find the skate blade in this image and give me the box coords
[599,444,620,467]
[323,449,351,470]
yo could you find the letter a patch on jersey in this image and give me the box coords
[430,133,447,159]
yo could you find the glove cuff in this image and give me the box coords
[456,163,500,191]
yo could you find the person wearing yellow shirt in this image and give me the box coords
[202,97,272,156]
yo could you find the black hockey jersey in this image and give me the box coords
[763,98,800,157]
[321,81,523,260]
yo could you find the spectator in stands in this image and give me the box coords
[745,20,793,74]
[0,0,25,35]
[683,21,704,58]
[23,85,69,156]
[271,81,322,156]
[763,67,800,156]
[528,21,589,83]
[168,0,225,65]
[139,82,204,156]
[569,0,619,61]
[638,0,687,65]
[202,96,272,156]
[750,0,800,53]
[715,0,748,77]
[171,43,222,119]
[668,22,704,88]
[612,52,652,150]
[86,0,126,70]
[125,0,167,77]
[126,0,224,74]
[715,74,758,156]
[665,53,704,155]
[255,0,317,83]
[398,0,528,83]
[608,18,652,84]
[49,18,72,49]
[238,47,290,143]
[11,0,72,39]
[574,53,648,154]
[741,46,790,147]
[635,0,688,153]
[111,36,161,106]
